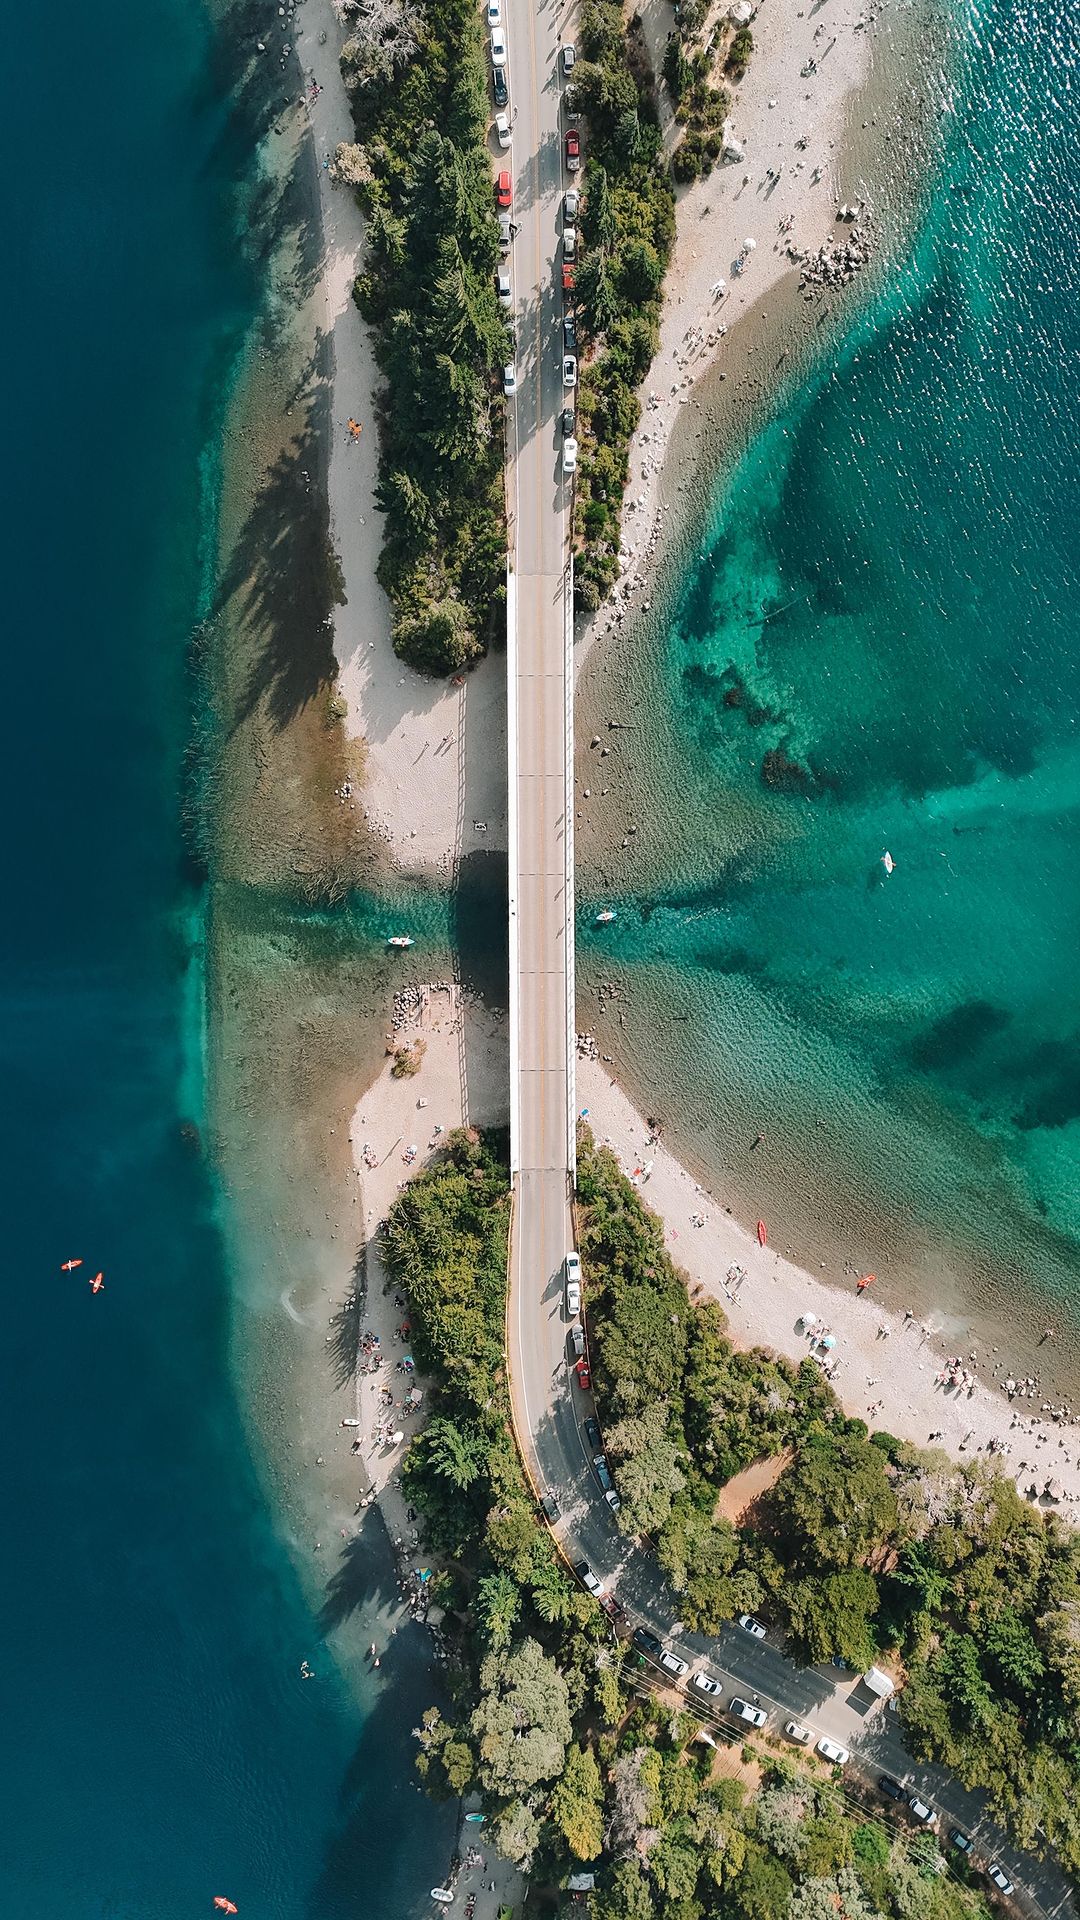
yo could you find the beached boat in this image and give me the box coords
[595,909,617,925]
[431,1890,455,1906]
[387,934,414,948]
[756,1220,768,1246]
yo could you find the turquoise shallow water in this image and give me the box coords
[582,0,1080,1337]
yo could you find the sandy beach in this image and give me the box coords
[298,0,507,871]
[578,1054,1080,1510]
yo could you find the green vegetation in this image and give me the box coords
[727,27,755,80]
[569,1,675,609]
[340,0,507,675]
[576,1127,1080,1885]
[661,0,747,183]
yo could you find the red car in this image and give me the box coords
[496,169,512,209]
[565,129,580,171]
[575,1357,591,1390]
[562,262,575,294]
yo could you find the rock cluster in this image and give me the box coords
[793,220,873,291]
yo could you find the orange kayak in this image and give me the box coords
[756,1220,767,1246]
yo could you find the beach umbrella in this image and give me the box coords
[798,1311,819,1330]
[744,236,757,250]
[821,1334,837,1350]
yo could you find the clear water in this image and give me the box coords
[581,0,1080,1344]
[0,1,448,1911]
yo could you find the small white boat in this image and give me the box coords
[881,851,895,874]
[387,934,414,948]
[431,1892,455,1907]
[595,908,617,925]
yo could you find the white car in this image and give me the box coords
[496,267,511,307]
[574,1560,604,1598]
[562,436,578,475]
[490,27,507,66]
[785,1721,811,1744]
[565,1275,581,1316]
[503,363,517,396]
[908,1796,938,1828]
[738,1613,766,1640]
[562,226,577,261]
[816,1735,850,1766]
[497,213,512,252]
[562,43,576,74]
[562,353,577,388]
[564,188,579,222]
[486,0,501,23]
[495,112,511,149]
[987,1866,1014,1896]
[659,1649,689,1678]
[728,1697,767,1728]
[690,1671,723,1698]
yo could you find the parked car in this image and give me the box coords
[561,262,575,294]
[907,1796,938,1828]
[503,363,517,396]
[564,187,579,221]
[565,1274,581,1317]
[690,1670,723,1697]
[659,1649,689,1678]
[568,1323,585,1359]
[574,1560,604,1597]
[738,1613,766,1640]
[632,1626,662,1659]
[541,1491,560,1522]
[562,44,576,74]
[728,1698,767,1728]
[584,1415,601,1449]
[575,1356,590,1389]
[565,1249,581,1288]
[562,353,577,388]
[495,112,511,149]
[563,314,577,351]
[498,213,512,251]
[949,1831,973,1856]
[486,0,501,24]
[562,226,576,262]
[816,1736,850,1766]
[490,27,507,66]
[592,1453,614,1494]
[496,266,512,307]
[492,61,508,108]
[562,436,578,476]
[987,1866,1014,1896]
[496,169,512,209]
[878,1776,905,1803]
[785,1721,811,1744]
[565,128,580,169]
[561,404,575,436]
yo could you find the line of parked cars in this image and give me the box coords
[876,1781,1013,1894]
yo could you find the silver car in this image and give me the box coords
[659,1649,689,1678]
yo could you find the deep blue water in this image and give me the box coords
[583,0,1080,1336]
[1,3,443,1914]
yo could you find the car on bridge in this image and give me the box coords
[690,1671,723,1698]
[738,1613,766,1640]
[729,1698,767,1728]
[816,1735,850,1766]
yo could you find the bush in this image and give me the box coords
[727,26,754,76]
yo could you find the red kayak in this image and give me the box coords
[756,1220,767,1247]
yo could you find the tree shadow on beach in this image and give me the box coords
[319,1507,408,1636]
[327,1251,367,1389]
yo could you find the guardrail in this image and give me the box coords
[506,556,521,1176]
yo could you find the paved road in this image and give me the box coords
[496,10,1073,1919]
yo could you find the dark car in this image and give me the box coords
[949,1831,973,1855]
[878,1776,905,1803]
[633,1626,662,1659]
[584,1415,601,1449]
[563,314,577,352]
[541,1491,560,1522]
[492,61,508,107]
[593,1453,614,1493]
[561,405,575,436]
